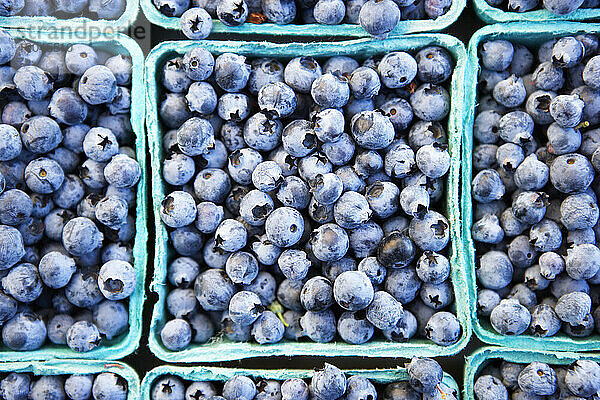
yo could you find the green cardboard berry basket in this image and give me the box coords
[464,346,600,400]
[0,360,140,399]
[473,0,600,24]
[146,35,471,363]
[141,365,460,399]
[140,0,465,38]
[1,29,147,361]
[462,22,600,352]
[0,0,139,32]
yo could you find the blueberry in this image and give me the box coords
[184,381,217,400]
[264,206,304,248]
[273,176,309,211]
[407,358,443,394]
[280,379,309,400]
[91,373,128,400]
[517,362,557,396]
[153,0,190,17]
[226,290,262,326]
[92,300,128,340]
[2,312,46,351]
[160,191,197,228]
[284,57,322,94]
[307,223,347,263]
[564,360,600,397]
[217,93,251,122]
[78,65,117,106]
[490,298,531,335]
[348,67,380,101]
[528,304,561,337]
[0,124,22,162]
[177,117,215,157]
[193,168,231,204]
[38,251,76,289]
[248,59,284,96]
[214,53,251,93]
[161,318,192,351]
[411,84,451,122]
[296,277,331,313]
[95,195,128,229]
[64,375,94,400]
[98,259,136,300]
[337,311,374,344]
[333,270,374,311]
[363,290,403,330]
[311,73,350,109]
[225,251,258,285]
[262,0,296,24]
[194,268,235,311]
[480,41,514,72]
[408,210,449,252]
[252,161,284,193]
[184,82,217,116]
[1,262,42,302]
[312,0,345,24]
[312,364,347,400]
[253,380,281,400]
[493,75,527,108]
[474,375,508,400]
[151,375,186,400]
[550,153,594,194]
[550,94,584,128]
[555,291,591,325]
[217,0,248,26]
[300,309,336,343]
[12,66,53,102]
[66,320,101,352]
[424,311,461,346]
[228,148,263,185]
[0,373,30,400]
[528,218,561,252]
[104,153,141,189]
[0,29,16,64]
[21,116,63,154]
[532,61,564,92]
[543,0,584,15]
[583,55,600,89]
[359,0,400,40]
[258,82,297,119]
[251,310,285,344]
[524,90,555,125]
[307,173,341,206]
[47,313,74,345]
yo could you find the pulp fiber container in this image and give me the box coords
[0,360,140,399]
[140,0,466,38]
[141,365,460,399]
[462,22,600,352]
[464,346,600,400]
[2,30,148,361]
[473,0,600,24]
[146,35,471,362]
[0,0,139,32]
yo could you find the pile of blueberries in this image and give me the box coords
[0,28,141,352]
[152,0,454,40]
[157,44,462,351]
[151,359,457,400]
[483,0,598,16]
[472,34,600,338]
[0,0,126,20]
[0,371,129,400]
[474,358,600,399]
